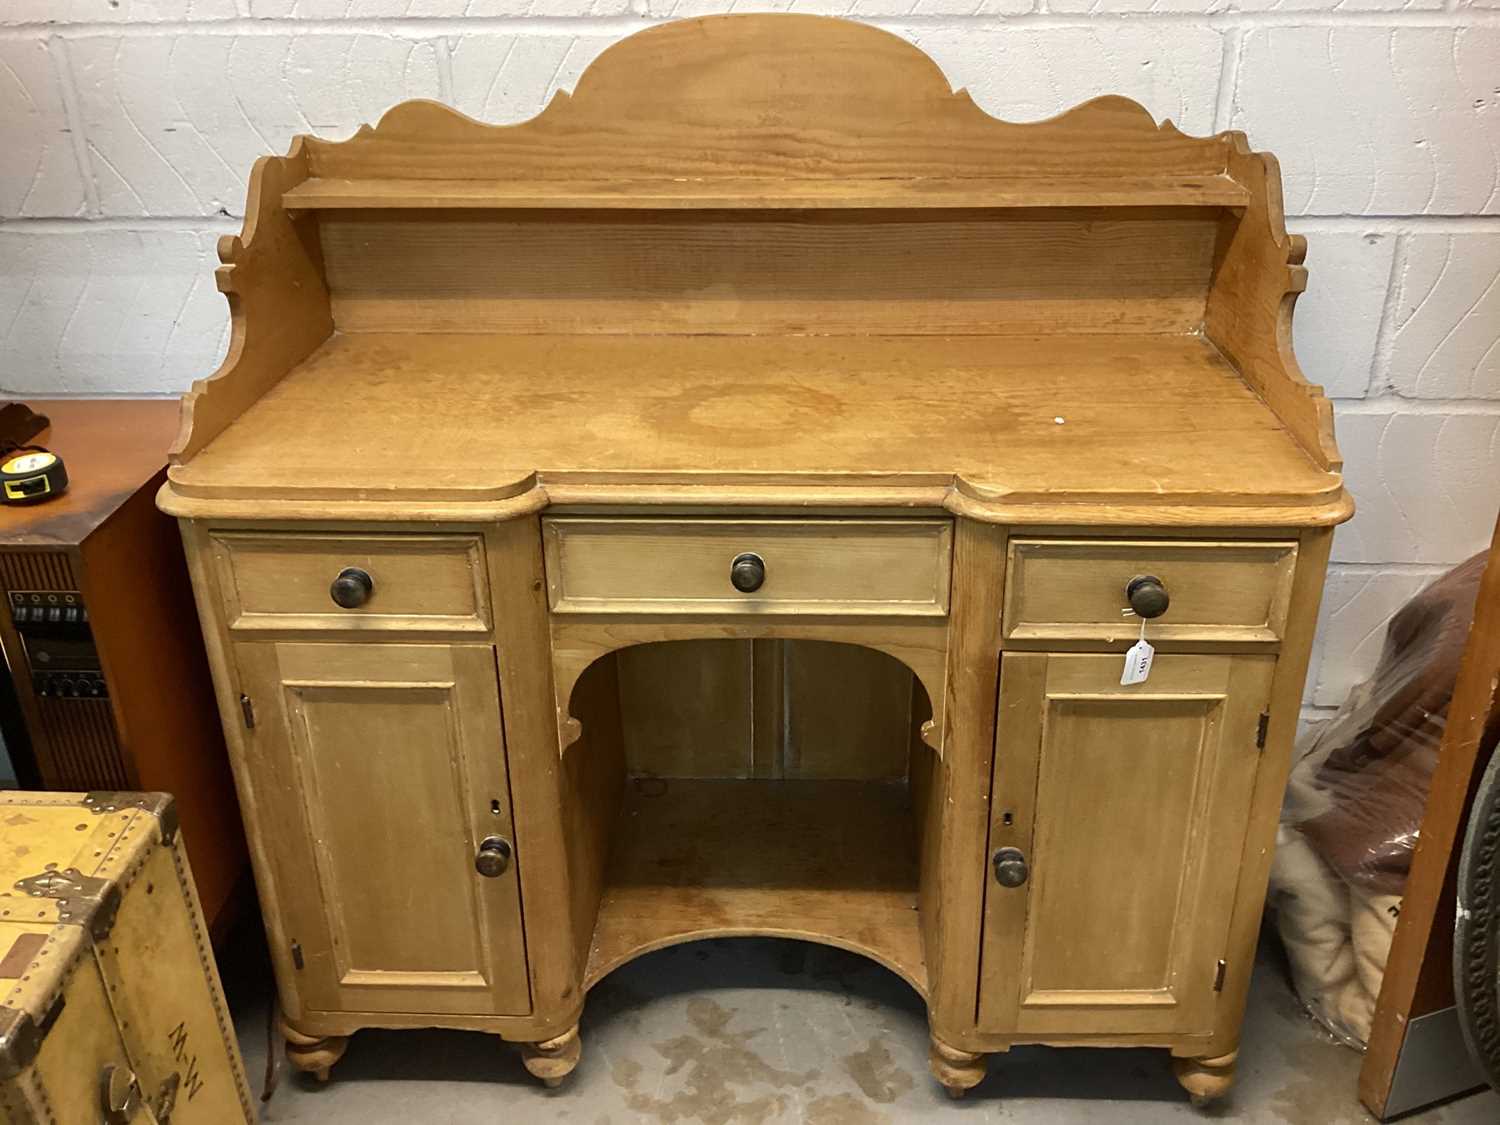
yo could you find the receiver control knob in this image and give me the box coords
[730,553,766,593]
[1126,574,1170,619]
[330,567,374,609]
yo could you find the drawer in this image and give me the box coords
[543,518,952,616]
[1003,538,1297,644]
[209,532,491,633]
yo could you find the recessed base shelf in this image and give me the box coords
[584,777,927,995]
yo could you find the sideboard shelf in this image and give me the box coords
[584,777,926,994]
[281,174,1251,212]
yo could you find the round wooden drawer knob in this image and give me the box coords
[730,552,765,593]
[1126,574,1170,619]
[330,567,374,609]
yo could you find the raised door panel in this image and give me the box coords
[236,641,529,1017]
[980,652,1273,1036]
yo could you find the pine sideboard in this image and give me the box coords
[158,13,1351,1104]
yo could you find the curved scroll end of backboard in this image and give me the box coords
[1207,130,1344,481]
[170,137,333,470]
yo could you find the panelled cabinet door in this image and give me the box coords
[234,642,530,1017]
[980,652,1274,1036]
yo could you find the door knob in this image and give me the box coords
[730,552,766,593]
[993,847,1029,888]
[475,835,512,878]
[1126,574,1170,619]
[330,567,374,609]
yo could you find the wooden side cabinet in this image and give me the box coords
[233,642,528,1022]
[982,653,1274,1037]
[157,14,1350,1106]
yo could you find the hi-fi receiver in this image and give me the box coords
[0,401,247,938]
[9,590,106,700]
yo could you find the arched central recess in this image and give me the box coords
[563,639,939,998]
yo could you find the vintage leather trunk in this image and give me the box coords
[0,792,251,1124]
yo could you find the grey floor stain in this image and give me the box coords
[805,1092,892,1124]
[843,1037,914,1105]
[1268,1035,1370,1125]
[228,934,1500,1124]
[618,996,818,1124]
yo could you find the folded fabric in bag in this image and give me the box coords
[1271,551,1485,1045]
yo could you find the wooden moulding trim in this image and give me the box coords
[280,173,1252,212]
[272,1006,585,1041]
[581,929,928,997]
[552,629,948,759]
[157,478,1353,528]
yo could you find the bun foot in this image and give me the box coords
[522,1024,581,1088]
[279,1016,349,1084]
[1172,1050,1238,1107]
[929,1033,985,1099]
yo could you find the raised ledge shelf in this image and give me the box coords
[281,173,1251,211]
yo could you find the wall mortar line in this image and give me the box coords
[2,10,1500,40]
[47,34,100,219]
[1211,25,1241,135]
[1367,232,1411,398]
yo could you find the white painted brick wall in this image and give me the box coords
[0,3,1497,714]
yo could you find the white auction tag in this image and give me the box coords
[1121,614,1154,685]
[1121,639,1154,684]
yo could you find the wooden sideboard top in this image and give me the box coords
[160,14,1348,529]
[0,400,178,547]
[171,332,1338,517]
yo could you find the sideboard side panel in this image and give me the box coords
[926,518,1007,1036]
[486,517,592,1030]
[1203,525,1334,1057]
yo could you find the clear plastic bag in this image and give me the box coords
[1270,551,1488,1047]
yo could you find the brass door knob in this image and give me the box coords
[730,552,765,593]
[993,847,1029,888]
[475,835,512,878]
[330,567,374,609]
[1126,574,1170,619]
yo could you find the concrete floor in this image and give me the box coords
[232,936,1500,1124]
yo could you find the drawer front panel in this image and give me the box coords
[543,518,952,616]
[1003,538,1297,644]
[211,532,491,633]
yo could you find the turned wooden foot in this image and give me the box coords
[928,1034,986,1099]
[279,1016,349,1084]
[1172,1050,1238,1107]
[521,1024,582,1088]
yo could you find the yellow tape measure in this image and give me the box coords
[1,447,68,505]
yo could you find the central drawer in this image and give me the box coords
[542,518,953,616]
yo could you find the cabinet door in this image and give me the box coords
[980,652,1273,1036]
[236,642,529,1016]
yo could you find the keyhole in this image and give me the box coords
[490,799,502,816]
[1002,811,1014,827]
